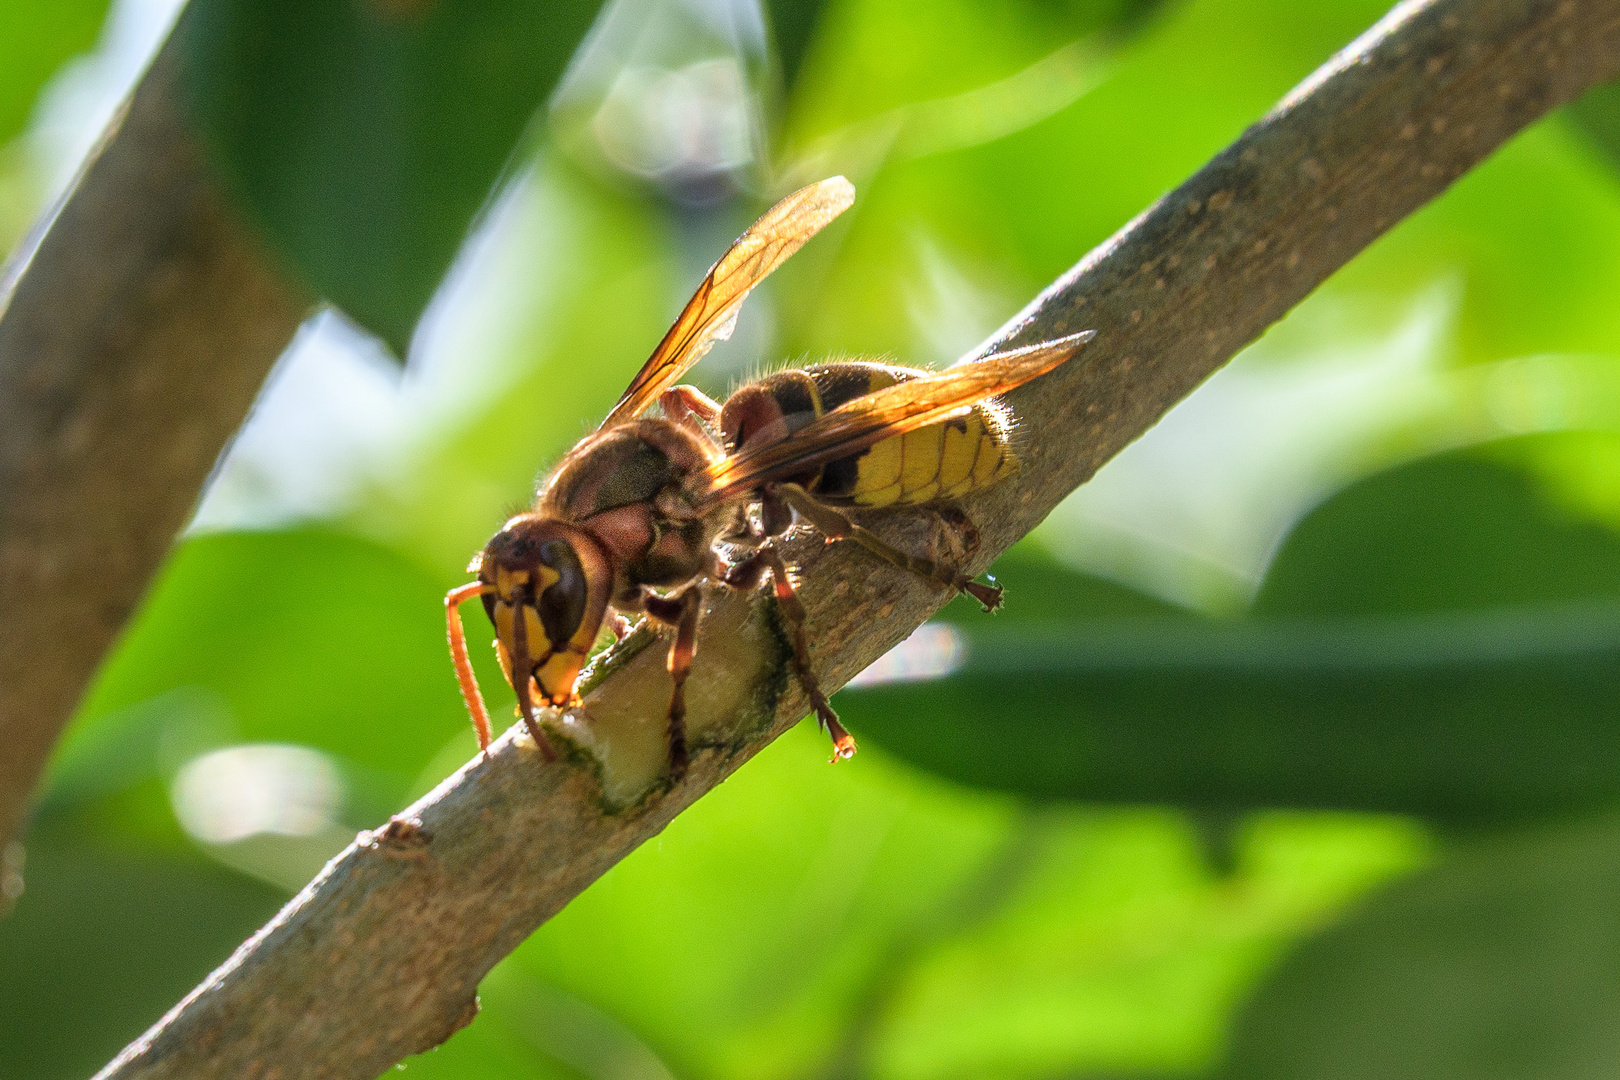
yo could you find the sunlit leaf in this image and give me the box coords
[67,528,480,787]
[0,0,108,144]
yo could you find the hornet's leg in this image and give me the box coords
[928,505,980,566]
[445,582,494,751]
[659,385,723,434]
[721,543,857,761]
[642,584,704,781]
[775,483,1003,611]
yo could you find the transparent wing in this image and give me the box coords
[698,331,1094,505]
[600,176,856,429]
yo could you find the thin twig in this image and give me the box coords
[93,1,1620,1077]
[0,6,311,851]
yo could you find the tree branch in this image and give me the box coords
[0,7,311,851]
[94,1,1620,1077]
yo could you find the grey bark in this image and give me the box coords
[0,10,311,851]
[87,0,1620,1077]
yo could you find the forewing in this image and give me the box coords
[601,176,856,429]
[699,330,1094,504]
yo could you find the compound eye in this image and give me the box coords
[537,539,589,647]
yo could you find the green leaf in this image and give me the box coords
[1565,77,1620,178]
[844,446,1620,821]
[64,528,483,790]
[1254,441,1620,617]
[0,834,283,1080]
[181,0,605,356]
[488,724,1425,1080]
[842,603,1620,820]
[936,542,1186,624]
[0,0,109,145]
[1221,814,1620,1080]
[762,0,830,92]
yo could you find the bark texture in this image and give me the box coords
[91,0,1620,1077]
[0,12,310,850]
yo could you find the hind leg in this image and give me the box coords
[775,483,1002,611]
[928,505,981,566]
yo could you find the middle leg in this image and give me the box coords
[642,584,704,781]
[720,543,857,761]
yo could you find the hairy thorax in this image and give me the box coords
[538,419,723,605]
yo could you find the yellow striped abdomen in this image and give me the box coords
[785,362,1018,508]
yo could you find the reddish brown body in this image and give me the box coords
[444,178,1092,780]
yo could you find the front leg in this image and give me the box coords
[445,582,495,752]
[641,585,704,781]
[606,610,635,642]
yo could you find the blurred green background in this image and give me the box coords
[6,0,1620,1077]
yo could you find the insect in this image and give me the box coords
[445,176,1092,779]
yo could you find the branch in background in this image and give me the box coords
[0,7,310,853]
[92,1,1620,1077]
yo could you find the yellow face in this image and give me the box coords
[478,517,613,713]
[490,564,591,705]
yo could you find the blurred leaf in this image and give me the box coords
[508,722,1019,1080]
[844,603,1620,820]
[181,0,605,356]
[64,528,481,793]
[399,970,585,1080]
[765,0,1157,103]
[846,446,1620,820]
[763,0,830,92]
[788,0,1620,380]
[465,724,1424,1080]
[786,0,1394,362]
[1021,0,1179,39]
[1253,442,1620,616]
[870,810,1427,1080]
[355,160,677,572]
[1332,120,1620,367]
[0,0,108,144]
[1221,814,1620,1080]
[0,832,283,1080]
[468,962,683,1079]
[1565,77,1620,178]
[937,541,1187,623]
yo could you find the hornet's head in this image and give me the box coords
[474,515,613,717]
